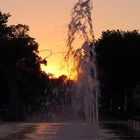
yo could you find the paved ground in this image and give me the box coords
[0,122,118,140]
[1,121,140,140]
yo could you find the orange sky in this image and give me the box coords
[1,0,140,77]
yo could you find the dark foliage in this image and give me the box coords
[0,11,70,121]
[0,11,48,120]
[95,30,140,117]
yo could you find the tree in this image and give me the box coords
[0,11,73,121]
[0,11,47,120]
[95,30,140,116]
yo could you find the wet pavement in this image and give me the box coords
[0,121,140,140]
[102,121,140,140]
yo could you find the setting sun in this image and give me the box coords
[41,58,79,81]
[41,64,68,78]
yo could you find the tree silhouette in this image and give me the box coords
[0,11,71,121]
[95,30,140,117]
[0,11,47,120]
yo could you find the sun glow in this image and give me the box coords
[39,40,82,80]
[41,64,67,78]
[41,62,78,81]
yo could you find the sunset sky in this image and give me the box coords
[1,0,140,77]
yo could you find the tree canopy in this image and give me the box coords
[0,11,48,118]
[95,30,140,114]
[0,11,70,120]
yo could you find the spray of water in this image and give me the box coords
[65,0,99,125]
[65,0,94,60]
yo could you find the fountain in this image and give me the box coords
[64,0,99,125]
[34,0,99,125]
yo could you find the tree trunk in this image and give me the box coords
[7,75,20,121]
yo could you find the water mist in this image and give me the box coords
[65,0,99,125]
